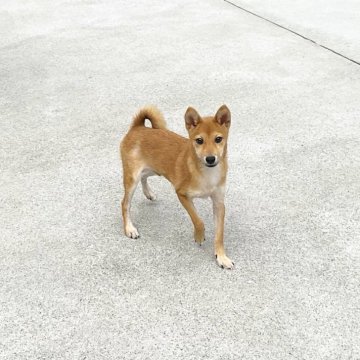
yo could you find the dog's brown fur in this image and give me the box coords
[120,105,233,269]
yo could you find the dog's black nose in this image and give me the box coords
[206,156,216,165]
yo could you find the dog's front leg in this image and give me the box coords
[211,191,234,269]
[177,193,205,245]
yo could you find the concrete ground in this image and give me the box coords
[1,1,359,359]
[229,0,360,62]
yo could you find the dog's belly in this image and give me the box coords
[141,168,158,177]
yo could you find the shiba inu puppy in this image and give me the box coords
[120,105,233,269]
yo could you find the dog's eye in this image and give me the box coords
[215,136,223,143]
[195,138,204,145]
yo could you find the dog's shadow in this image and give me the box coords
[134,191,242,250]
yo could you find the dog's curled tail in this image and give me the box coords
[131,106,167,129]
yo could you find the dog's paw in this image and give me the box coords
[195,236,205,246]
[194,227,205,246]
[146,192,156,201]
[215,254,234,269]
[125,225,140,239]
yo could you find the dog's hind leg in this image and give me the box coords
[141,171,157,201]
[122,168,142,239]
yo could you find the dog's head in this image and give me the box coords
[185,105,231,168]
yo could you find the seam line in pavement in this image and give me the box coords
[224,0,360,66]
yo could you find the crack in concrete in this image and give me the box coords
[224,0,360,67]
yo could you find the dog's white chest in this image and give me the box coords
[188,167,223,198]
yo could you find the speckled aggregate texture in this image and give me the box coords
[229,0,360,62]
[1,1,360,359]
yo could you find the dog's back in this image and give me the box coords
[120,106,187,182]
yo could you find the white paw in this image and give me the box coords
[125,224,139,239]
[215,254,234,269]
[146,192,156,201]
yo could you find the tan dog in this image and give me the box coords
[120,105,234,269]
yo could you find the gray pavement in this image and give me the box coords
[229,0,360,62]
[1,1,360,359]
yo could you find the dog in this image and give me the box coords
[120,105,234,269]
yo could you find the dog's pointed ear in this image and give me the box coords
[215,105,231,128]
[185,107,201,130]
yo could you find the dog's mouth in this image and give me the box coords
[205,163,218,168]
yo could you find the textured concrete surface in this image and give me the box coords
[1,1,360,359]
[229,0,360,62]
